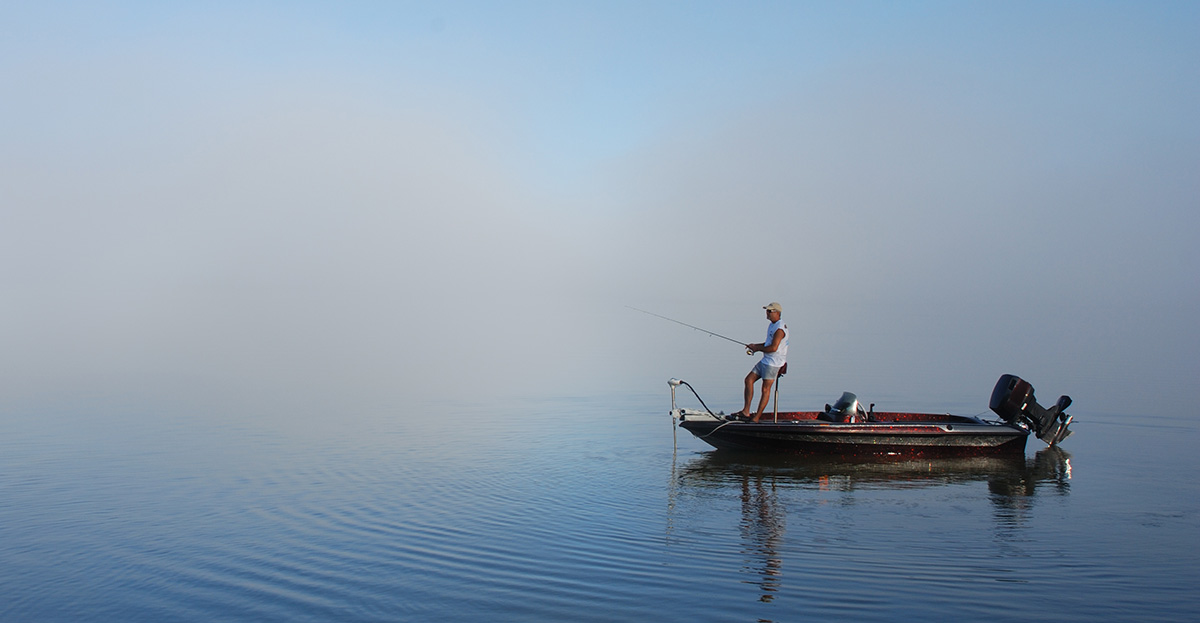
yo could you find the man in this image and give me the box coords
[731,302,789,422]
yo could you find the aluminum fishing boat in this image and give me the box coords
[671,374,1073,458]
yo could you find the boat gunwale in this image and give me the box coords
[678,418,1028,438]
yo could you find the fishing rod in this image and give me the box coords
[627,306,753,355]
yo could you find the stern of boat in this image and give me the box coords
[990,374,1073,446]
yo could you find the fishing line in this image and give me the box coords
[627,306,753,355]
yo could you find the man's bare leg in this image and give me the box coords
[752,378,776,422]
[742,371,760,417]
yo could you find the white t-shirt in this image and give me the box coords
[761,320,788,367]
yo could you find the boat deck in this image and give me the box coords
[674,408,1028,457]
[731,411,983,424]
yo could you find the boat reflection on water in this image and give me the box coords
[666,448,1071,606]
[672,447,1071,494]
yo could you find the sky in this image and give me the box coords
[2,1,1197,420]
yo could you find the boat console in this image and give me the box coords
[819,392,869,423]
[989,374,1073,445]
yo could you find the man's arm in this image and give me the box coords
[748,328,786,353]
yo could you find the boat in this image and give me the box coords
[670,374,1073,458]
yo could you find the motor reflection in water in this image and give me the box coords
[666,447,1072,607]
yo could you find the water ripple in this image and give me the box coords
[2,403,1197,621]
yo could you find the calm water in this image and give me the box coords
[2,393,1197,622]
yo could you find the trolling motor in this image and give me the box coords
[989,374,1073,445]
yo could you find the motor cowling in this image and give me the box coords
[990,374,1033,425]
[990,374,1073,445]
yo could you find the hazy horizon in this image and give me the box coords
[3,2,1197,421]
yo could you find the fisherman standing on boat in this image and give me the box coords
[731,302,788,423]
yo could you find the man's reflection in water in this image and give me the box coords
[740,473,785,602]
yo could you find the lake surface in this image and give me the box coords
[2,392,1197,622]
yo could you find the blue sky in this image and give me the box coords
[2,2,1197,416]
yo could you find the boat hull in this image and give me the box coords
[677,416,1029,458]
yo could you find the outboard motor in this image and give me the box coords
[990,374,1073,445]
[820,392,867,423]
